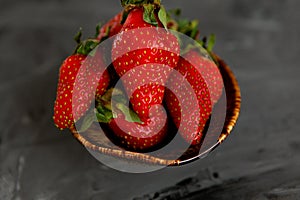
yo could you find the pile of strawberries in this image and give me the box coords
[53,0,223,152]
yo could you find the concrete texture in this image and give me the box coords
[1,0,300,199]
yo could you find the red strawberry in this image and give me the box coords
[108,105,168,151]
[53,39,110,130]
[165,49,223,145]
[54,54,88,129]
[185,50,223,104]
[97,11,123,41]
[111,3,180,121]
[84,88,169,151]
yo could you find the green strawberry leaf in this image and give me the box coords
[101,88,126,103]
[79,105,114,132]
[115,103,143,123]
[78,109,97,132]
[121,0,144,7]
[95,23,102,38]
[201,34,216,52]
[206,34,216,52]
[76,39,100,55]
[121,0,161,7]
[96,104,114,123]
[96,112,108,122]
[78,99,118,132]
[166,8,199,39]
[199,34,219,65]
[74,28,82,44]
[167,8,181,17]
[190,20,199,39]
[73,28,100,55]
[177,19,199,39]
[97,87,142,124]
[143,4,158,26]
[158,5,168,29]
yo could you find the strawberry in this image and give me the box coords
[97,11,124,41]
[111,1,180,121]
[53,38,110,130]
[53,54,87,129]
[185,50,223,104]
[84,88,169,151]
[168,12,222,102]
[165,48,223,145]
[108,105,168,151]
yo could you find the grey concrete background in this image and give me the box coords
[1,0,300,199]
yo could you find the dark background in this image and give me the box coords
[1,0,300,199]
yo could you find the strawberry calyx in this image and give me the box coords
[79,88,142,132]
[177,19,199,40]
[120,0,168,28]
[165,9,216,60]
[199,34,216,53]
[198,34,219,65]
[179,34,217,64]
[73,29,100,56]
[167,9,199,39]
[121,0,161,8]
[75,39,100,55]
[99,88,142,123]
